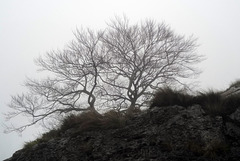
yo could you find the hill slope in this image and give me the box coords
[5,105,240,161]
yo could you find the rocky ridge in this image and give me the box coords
[5,104,240,161]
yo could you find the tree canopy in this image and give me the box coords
[6,17,203,132]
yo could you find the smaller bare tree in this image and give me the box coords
[6,29,104,133]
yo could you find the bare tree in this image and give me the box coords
[100,17,203,112]
[6,17,203,132]
[6,29,104,133]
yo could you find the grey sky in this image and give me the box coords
[1,0,240,160]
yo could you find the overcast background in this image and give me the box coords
[1,0,240,160]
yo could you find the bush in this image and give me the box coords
[41,129,61,140]
[150,87,240,117]
[22,112,103,150]
[194,91,223,116]
[193,91,222,106]
[194,91,240,116]
[23,129,61,150]
[59,110,130,133]
[150,87,193,108]
[101,110,127,129]
[60,112,103,132]
[23,138,42,150]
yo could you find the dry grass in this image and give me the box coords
[23,110,129,150]
[195,91,240,116]
[151,87,240,117]
[23,129,61,150]
[59,109,129,133]
[23,139,42,150]
[60,111,103,132]
[150,87,193,108]
[101,110,127,129]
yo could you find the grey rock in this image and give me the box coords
[229,108,240,121]
[5,105,240,161]
[222,86,240,97]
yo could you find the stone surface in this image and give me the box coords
[5,105,240,161]
[222,86,240,97]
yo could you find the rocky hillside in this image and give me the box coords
[5,103,240,161]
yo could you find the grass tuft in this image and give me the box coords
[101,110,127,129]
[23,138,45,151]
[60,112,103,132]
[194,91,240,116]
[150,87,193,108]
[151,87,240,117]
[59,110,129,133]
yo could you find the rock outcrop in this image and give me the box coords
[221,84,240,147]
[5,105,240,161]
[222,86,240,97]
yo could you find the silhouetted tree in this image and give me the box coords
[6,16,203,132]
[100,17,203,112]
[6,29,105,132]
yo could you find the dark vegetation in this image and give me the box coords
[23,110,132,150]
[150,87,194,108]
[195,91,240,116]
[23,129,60,150]
[60,110,128,132]
[150,87,240,117]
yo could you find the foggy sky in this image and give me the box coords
[1,0,240,160]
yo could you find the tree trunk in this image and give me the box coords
[126,102,136,114]
[89,106,101,116]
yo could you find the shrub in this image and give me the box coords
[193,91,222,106]
[151,87,240,117]
[60,112,103,132]
[150,87,193,108]
[23,129,61,150]
[23,139,41,150]
[41,129,61,141]
[60,114,80,131]
[194,91,240,116]
[194,91,223,116]
[59,110,130,133]
[101,110,127,129]
[23,112,104,150]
